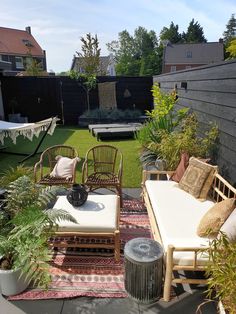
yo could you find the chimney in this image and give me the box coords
[25,26,31,35]
[219,38,223,43]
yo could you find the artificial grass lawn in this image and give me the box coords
[0,126,142,188]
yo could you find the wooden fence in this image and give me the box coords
[153,59,236,186]
[0,76,153,125]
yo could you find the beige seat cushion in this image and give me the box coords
[197,198,235,238]
[145,180,214,266]
[53,195,119,233]
[179,157,213,198]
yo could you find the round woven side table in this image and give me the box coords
[124,237,163,304]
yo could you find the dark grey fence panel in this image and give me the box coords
[1,76,153,125]
[154,59,236,186]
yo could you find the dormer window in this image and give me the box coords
[22,39,33,47]
[186,51,192,58]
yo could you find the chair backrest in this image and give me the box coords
[40,145,78,171]
[87,145,122,174]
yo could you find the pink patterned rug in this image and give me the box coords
[9,199,152,300]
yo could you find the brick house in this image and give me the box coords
[71,54,116,76]
[162,41,224,73]
[0,26,46,75]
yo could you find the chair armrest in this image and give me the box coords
[34,160,43,183]
[142,169,175,185]
[81,159,88,183]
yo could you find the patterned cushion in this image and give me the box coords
[198,164,218,200]
[178,157,212,198]
[197,198,235,238]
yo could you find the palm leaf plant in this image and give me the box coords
[0,176,77,293]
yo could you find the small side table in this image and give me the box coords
[124,237,163,304]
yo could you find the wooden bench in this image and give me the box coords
[142,170,236,301]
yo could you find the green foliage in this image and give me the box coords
[0,176,77,288]
[25,49,44,76]
[0,164,33,188]
[107,27,161,76]
[137,84,188,150]
[223,14,236,47]
[76,33,101,76]
[205,232,236,314]
[226,38,236,59]
[160,21,182,44]
[80,108,141,120]
[137,85,218,169]
[182,18,207,43]
[150,114,218,170]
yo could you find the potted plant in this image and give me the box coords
[203,232,236,314]
[0,176,76,296]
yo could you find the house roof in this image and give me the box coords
[71,56,112,74]
[165,42,224,64]
[0,26,44,57]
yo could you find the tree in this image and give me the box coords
[76,33,101,75]
[226,38,236,59]
[107,27,161,76]
[160,22,182,44]
[223,14,236,46]
[182,19,207,43]
[70,33,99,111]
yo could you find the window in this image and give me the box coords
[15,56,24,69]
[186,66,191,69]
[186,51,192,58]
[0,55,2,60]
[170,66,176,72]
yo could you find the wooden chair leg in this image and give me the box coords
[116,185,123,208]
[163,245,175,302]
[114,230,120,262]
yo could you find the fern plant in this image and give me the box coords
[0,176,77,288]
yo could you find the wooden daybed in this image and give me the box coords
[142,169,236,301]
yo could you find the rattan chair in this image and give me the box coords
[82,145,123,205]
[34,145,79,186]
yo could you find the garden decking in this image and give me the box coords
[89,123,142,140]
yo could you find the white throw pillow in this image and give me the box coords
[50,156,79,180]
[220,207,236,242]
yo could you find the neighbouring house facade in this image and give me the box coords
[162,41,224,73]
[0,26,46,75]
[71,54,116,76]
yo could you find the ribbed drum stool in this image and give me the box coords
[124,237,163,304]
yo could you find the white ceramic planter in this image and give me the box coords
[0,267,30,296]
[218,301,226,314]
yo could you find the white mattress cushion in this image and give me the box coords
[145,180,215,266]
[53,195,118,232]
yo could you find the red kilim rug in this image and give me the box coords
[9,199,153,300]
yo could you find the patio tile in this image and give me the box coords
[62,297,140,314]
[138,290,217,314]
[10,299,63,314]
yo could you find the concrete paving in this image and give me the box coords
[1,188,217,314]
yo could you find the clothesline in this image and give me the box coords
[0,117,58,145]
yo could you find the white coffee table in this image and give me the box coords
[51,194,120,261]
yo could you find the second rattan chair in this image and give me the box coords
[82,144,123,205]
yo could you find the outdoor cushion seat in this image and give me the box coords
[145,180,214,266]
[53,195,118,232]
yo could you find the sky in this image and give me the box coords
[1,0,235,73]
